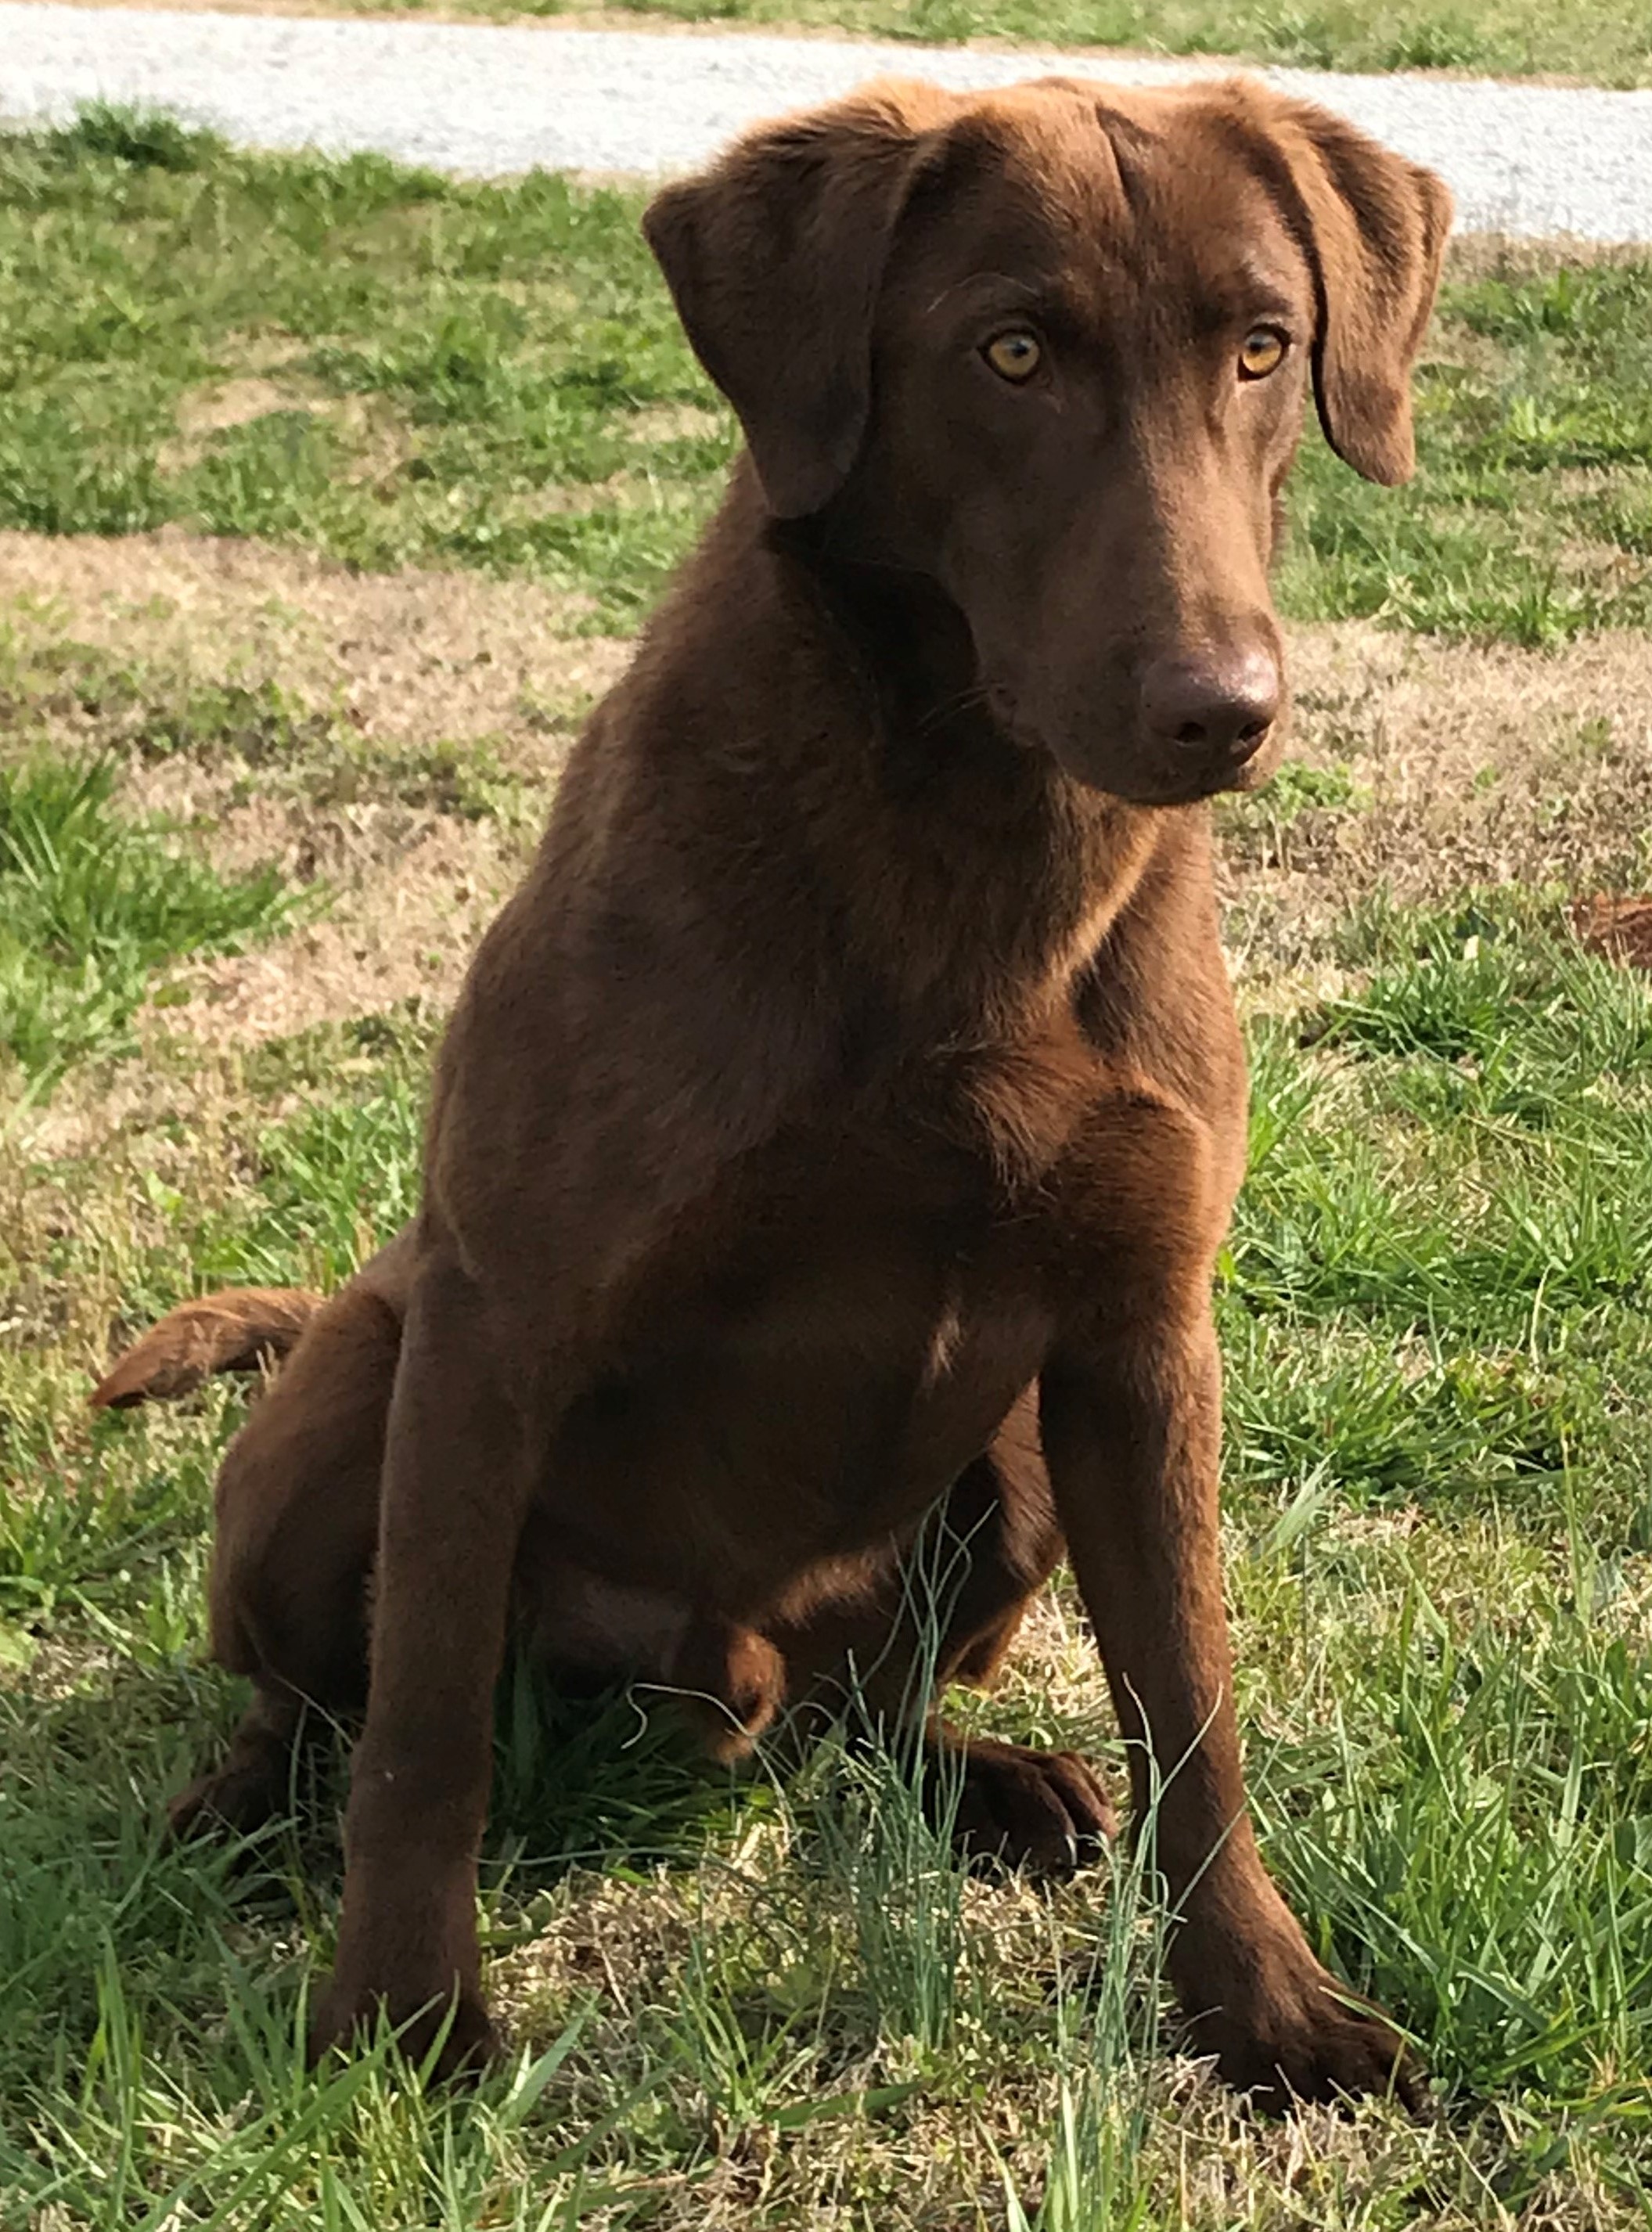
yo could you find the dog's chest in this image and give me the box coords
[534,1016,1112,1597]
[547,1186,1058,1598]
[689,1046,1092,1435]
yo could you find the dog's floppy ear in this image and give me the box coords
[1245,90,1452,485]
[642,83,942,518]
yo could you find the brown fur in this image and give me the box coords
[89,1287,315,1408]
[99,75,1449,2108]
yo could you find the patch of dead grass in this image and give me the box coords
[1575,891,1652,968]
[1221,621,1652,995]
[0,529,635,1042]
[8,527,1649,1044]
[0,527,630,746]
[160,380,419,481]
[163,817,511,1039]
[626,401,729,444]
[171,374,304,443]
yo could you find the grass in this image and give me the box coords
[0,110,732,633]
[0,111,1649,645]
[0,629,536,823]
[3,98,1652,2232]
[0,754,295,1094]
[8,902,1652,2223]
[1280,257,1652,646]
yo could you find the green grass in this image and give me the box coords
[1,110,1649,644]
[0,110,734,632]
[6,898,1652,2222]
[1279,260,1652,645]
[4,90,1652,2232]
[0,754,296,1093]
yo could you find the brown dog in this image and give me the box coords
[95,75,1449,2106]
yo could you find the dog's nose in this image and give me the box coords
[1141,650,1280,769]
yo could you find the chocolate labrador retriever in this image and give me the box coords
[95,74,1449,2105]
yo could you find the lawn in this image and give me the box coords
[2,110,1652,2228]
[2,111,1649,653]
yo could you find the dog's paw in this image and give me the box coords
[307,1975,501,2084]
[1179,1930,1422,2113]
[945,1734,1118,1875]
[167,1762,283,1841]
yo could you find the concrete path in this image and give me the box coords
[2,2,1650,235]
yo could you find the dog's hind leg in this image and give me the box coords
[169,1681,311,1838]
[169,1247,410,1837]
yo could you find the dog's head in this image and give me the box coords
[645,76,1449,806]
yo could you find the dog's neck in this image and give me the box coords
[600,466,1186,1063]
[770,520,990,761]
[754,490,1169,1036]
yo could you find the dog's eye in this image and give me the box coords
[983,329,1042,383]
[1239,326,1288,380]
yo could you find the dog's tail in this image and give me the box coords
[89,1287,322,1410]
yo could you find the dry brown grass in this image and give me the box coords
[1575,891,1652,968]
[0,527,630,745]
[157,819,516,1039]
[8,532,1652,2223]
[9,528,1650,1042]
[1219,620,1652,998]
[0,528,632,1040]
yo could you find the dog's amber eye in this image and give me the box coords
[1240,326,1288,380]
[983,329,1042,383]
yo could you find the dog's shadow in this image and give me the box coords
[484,1654,765,1881]
[184,1651,764,1918]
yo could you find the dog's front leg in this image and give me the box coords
[308,1243,537,2080]
[1041,1280,1418,2111]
